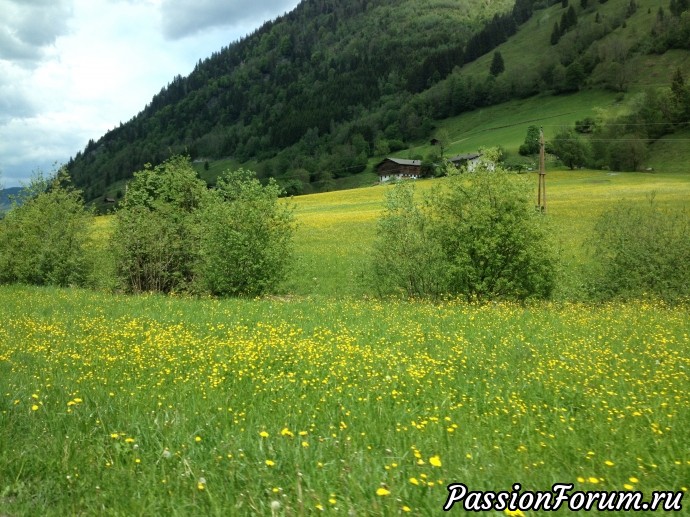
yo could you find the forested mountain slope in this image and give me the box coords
[66,0,690,202]
[65,0,529,199]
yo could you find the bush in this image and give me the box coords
[113,156,295,297]
[588,197,690,301]
[196,169,295,297]
[0,168,93,287]
[550,128,590,169]
[112,156,208,294]
[371,150,558,301]
[519,125,541,156]
[371,182,447,298]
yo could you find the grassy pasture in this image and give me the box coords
[85,169,690,297]
[286,170,690,297]
[2,168,690,515]
[422,90,621,158]
[1,287,689,515]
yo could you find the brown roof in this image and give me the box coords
[376,157,422,167]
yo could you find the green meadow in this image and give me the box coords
[1,168,690,515]
[286,169,690,298]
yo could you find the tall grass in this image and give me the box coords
[1,286,688,515]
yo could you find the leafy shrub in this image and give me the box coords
[371,182,446,298]
[0,168,93,287]
[112,156,207,294]
[371,150,558,301]
[588,197,690,301]
[197,169,295,297]
[550,128,591,169]
[113,156,294,297]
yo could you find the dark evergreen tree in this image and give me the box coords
[551,22,561,44]
[671,67,685,97]
[490,51,505,76]
[463,13,518,65]
[519,126,541,155]
[670,0,689,17]
[580,0,588,8]
[559,6,578,35]
[670,67,690,124]
[567,6,578,27]
[562,0,569,7]
[512,0,535,24]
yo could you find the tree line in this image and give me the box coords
[0,158,294,297]
[2,151,688,303]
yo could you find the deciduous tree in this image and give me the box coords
[371,150,557,301]
[197,169,294,297]
[550,128,590,169]
[112,155,208,294]
[0,168,93,287]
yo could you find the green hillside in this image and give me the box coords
[68,0,515,201]
[67,0,690,207]
[0,187,23,213]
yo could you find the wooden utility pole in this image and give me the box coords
[537,127,546,213]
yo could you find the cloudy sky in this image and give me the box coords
[0,0,300,188]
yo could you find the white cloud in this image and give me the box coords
[161,0,298,40]
[0,62,37,122]
[0,0,301,187]
[0,0,72,64]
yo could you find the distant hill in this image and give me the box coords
[0,187,23,212]
[67,0,690,204]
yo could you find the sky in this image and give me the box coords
[0,0,301,188]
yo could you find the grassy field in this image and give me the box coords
[1,287,688,515]
[86,168,690,298]
[285,169,690,297]
[2,167,690,515]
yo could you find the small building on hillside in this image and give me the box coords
[448,152,482,171]
[376,158,422,182]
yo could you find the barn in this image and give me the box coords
[376,158,422,182]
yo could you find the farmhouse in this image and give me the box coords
[376,158,422,182]
[448,152,482,171]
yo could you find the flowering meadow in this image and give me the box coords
[1,286,688,515]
